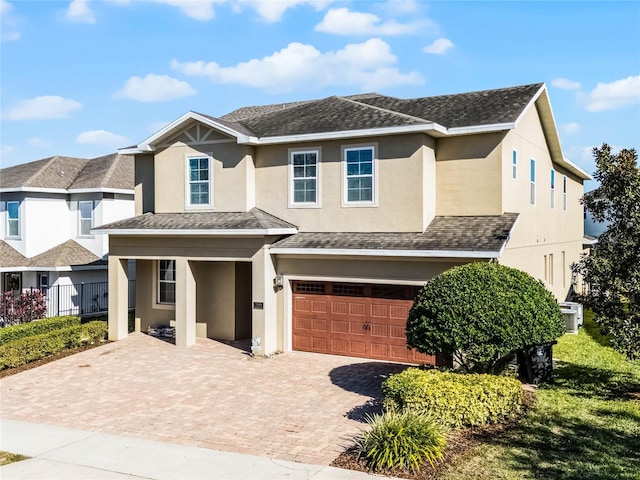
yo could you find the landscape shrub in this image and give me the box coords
[357,409,445,472]
[0,315,81,345]
[407,262,565,373]
[0,320,107,370]
[0,290,47,326]
[382,368,523,429]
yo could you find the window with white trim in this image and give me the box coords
[290,150,319,205]
[158,260,176,304]
[79,201,94,236]
[563,175,568,211]
[550,169,556,209]
[530,159,536,205]
[187,156,211,207]
[344,146,374,203]
[512,150,517,180]
[6,201,20,238]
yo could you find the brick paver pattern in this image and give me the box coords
[0,333,408,465]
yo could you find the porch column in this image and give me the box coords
[251,246,278,356]
[175,258,196,347]
[108,256,129,341]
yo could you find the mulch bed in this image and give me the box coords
[331,390,536,479]
[0,343,107,378]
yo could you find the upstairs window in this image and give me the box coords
[344,146,375,204]
[290,150,319,206]
[79,201,94,236]
[6,201,20,238]
[550,169,556,209]
[512,150,518,180]
[530,159,536,205]
[187,156,211,207]
[563,175,568,211]
[158,260,176,304]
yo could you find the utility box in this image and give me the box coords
[518,341,557,385]
[560,301,583,326]
[561,308,579,334]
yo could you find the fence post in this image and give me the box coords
[80,282,84,316]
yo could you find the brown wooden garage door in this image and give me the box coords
[292,281,435,365]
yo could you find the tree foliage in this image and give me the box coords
[406,262,564,373]
[576,144,640,359]
[0,290,47,326]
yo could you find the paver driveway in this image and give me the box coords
[0,333,408,465]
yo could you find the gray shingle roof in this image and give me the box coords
[1,153,134,191]
[0,240,28,268]
[208,84,542,138]
[95,208,297,232]
[271,214,519,253]
[27,240,103,268]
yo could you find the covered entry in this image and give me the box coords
[291,280,434,365]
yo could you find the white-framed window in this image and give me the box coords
[550,169,556,209]
[344,145,375,205]
[563,175,568,211]
[512,149,518,180]
[38,273,49,294]
[78,201,94,236]
[530,159,536,205]
[549,253,554,286]
[157,260,176,304]
[186,156,211,208]
[289,148,320,207]
[6,201,20,238]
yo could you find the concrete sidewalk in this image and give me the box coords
[0,418,394,480]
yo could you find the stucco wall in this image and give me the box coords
[255,133,435,232]
[499,106,585,300]
[435,132,505,216]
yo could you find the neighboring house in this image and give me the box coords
[97,83,591,364]
[0,153,134,304]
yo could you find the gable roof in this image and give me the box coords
[0,153,134,193]
[28,240,104,268]
[0,240,28,268]
[270,213,519,259]
[121,83,590,180]
[94,208,297,236]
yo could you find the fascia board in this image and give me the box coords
[269,247,500,259]
[68,188,135,195]
[0,187,68,194]
[92,228,298,236]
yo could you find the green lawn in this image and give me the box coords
[438,311,640,480]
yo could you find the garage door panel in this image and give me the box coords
[349,303,366,316]
[292,282,434,366]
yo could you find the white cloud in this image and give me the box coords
[381,0,419,15]
[76,130,130,147]
[241,0,331,23]
[551,78,581,90]
[115,74,197,102]
[172,38,423,93]
[4,96,83,120]
[423,37,454,55]
[315,7,426,35]
[1,0,20,41]
[66,0,96,24]
[562,122,580,134]
[584,75,640,112]
[151,0,218,21]
[28,137,53,147]
[1,144,15,155]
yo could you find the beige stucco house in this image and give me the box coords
[97,83,591,364]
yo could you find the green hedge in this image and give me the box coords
[0,316,81,345]
[0,321,107,370]
[382,368,523,429]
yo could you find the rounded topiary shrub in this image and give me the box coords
[382,368,523,429]
[357,409,445,472]
[407,262,564,373]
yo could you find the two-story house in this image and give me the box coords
[0,153,134,301]
[98,83,590,364]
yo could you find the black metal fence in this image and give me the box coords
[4,281,135,320]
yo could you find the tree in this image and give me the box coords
[406,262,564,373]
[576,144,640,359]
[0,290,47,326]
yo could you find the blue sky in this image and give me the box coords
[1,0,639,190]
